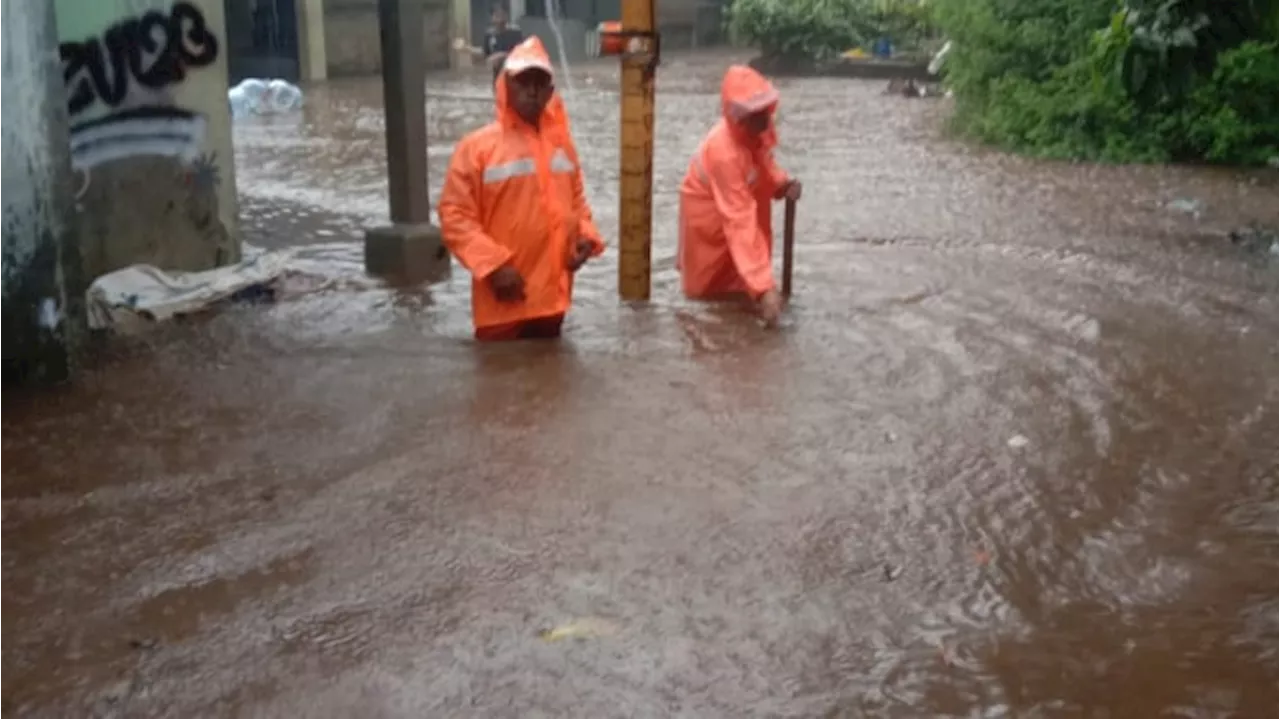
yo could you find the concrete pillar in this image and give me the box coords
[1,0,84,385]
[296,0,329,82]
[450,0,473,69]
[56,0,240,277]
[363,0,449,283]
[379,0,429,223]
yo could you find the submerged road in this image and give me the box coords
[4,51,1277,716]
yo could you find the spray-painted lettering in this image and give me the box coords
[60,2,219,117]
[57,2,220,171]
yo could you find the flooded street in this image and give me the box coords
[4,51,1277,716]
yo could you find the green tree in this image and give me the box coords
[931,0,1278,165]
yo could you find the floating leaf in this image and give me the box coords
[538,617,620,642]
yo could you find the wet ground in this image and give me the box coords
[4,50,1278,717]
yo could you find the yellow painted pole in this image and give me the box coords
[617,0,658,301]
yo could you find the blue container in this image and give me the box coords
[873,37,893,58]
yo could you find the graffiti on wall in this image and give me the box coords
[59,1,219,171]
[56,0,235,275]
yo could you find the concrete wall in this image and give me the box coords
[656,0,727,50]
[55,0,239,280]
[2,0,83,383]
[323,0,451,76]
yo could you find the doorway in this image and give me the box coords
[224,0,301,84]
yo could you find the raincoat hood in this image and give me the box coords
[494,36,571,140]
[720,65,779,152]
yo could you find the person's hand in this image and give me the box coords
[567,238,595,272]
[757,288,784,328]
[782,179,803,202]
[488,265,525,302]
[487,51,508,69]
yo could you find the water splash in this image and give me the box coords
[544,0,577,97]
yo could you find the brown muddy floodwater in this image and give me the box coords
[4,51,1278,717]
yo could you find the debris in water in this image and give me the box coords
[93,675,137,713]
[229,78,303,117]
[1227,225,1278,255]
[882,563,903,582]
[85,250,293,332]
[883,430,898,444]
[127,637,158,651]
[973,549,991,566]
[1165,197,1205,219]
[538,617,619,642]
[884,77,943,98]
[1007,434,1030,449]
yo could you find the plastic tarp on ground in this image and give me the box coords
[86,249,294,332]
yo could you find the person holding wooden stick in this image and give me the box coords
[676,65,802,327]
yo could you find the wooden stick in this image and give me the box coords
[782,197,796,298]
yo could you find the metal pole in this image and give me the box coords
[1,0,83,386]
[378,0,431,224]
[617,0,658,301]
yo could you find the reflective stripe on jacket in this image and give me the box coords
[678,65,789,299]
[438,37,603,330]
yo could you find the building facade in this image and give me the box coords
[505,0,730,61]
[223,0,453,81]
[221,0,731,83]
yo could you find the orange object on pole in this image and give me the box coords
[597,21,625,55]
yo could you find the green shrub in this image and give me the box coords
[1116,0,1277,102]
[933,0,1144,159]
[932,0,1279,165]
[728,0,864,61]
[727,0,937,60]
[1180,41,1279,164]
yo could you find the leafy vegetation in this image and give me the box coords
[932,0,1278,164]
[728,0,1278,165]
[726,0,938,61]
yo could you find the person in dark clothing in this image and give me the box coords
[455,4,527,82]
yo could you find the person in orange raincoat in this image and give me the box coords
[677,65,802,327]
[438,37,604,341]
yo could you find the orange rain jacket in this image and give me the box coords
[677,65,792,300]
[438,37,604,331]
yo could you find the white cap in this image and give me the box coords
[504,55,553,76]
[502,39,554,77]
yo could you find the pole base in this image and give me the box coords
[363,223,451,284]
